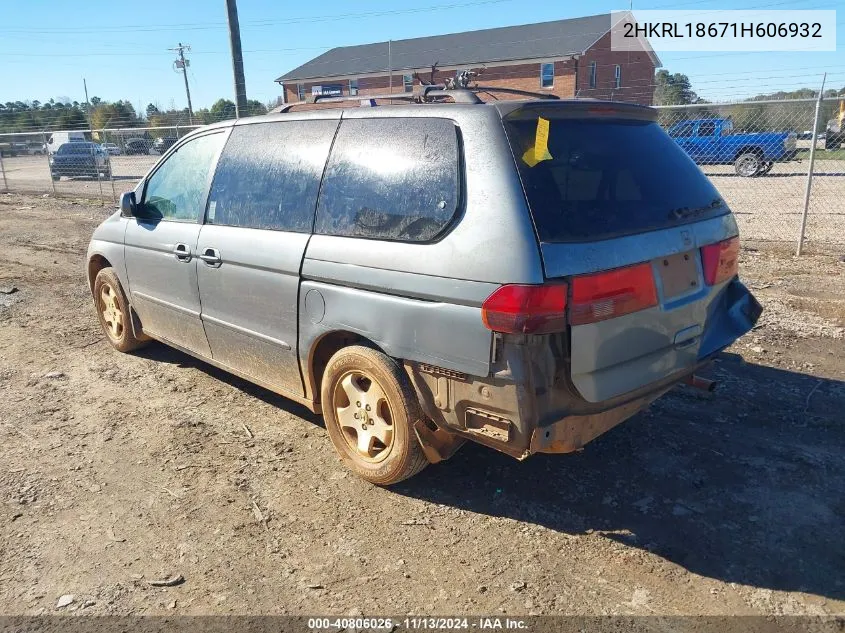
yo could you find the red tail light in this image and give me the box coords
[570,262,658,325]
[481,284,567,334]
[701,237,739,286]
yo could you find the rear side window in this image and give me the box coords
[315,118,460,242]
[698,121,716,137]
[206,120,337,232]
[504,116,726,242]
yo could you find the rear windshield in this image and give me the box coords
[503,116,727,242]
[58,144,94,155]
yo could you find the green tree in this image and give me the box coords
[209,98,236,122]
[245,99,267,116]
[654,70,698,106]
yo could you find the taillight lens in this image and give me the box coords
[701,237,739,285]
[570,262,658,325]
[481,284,567,334]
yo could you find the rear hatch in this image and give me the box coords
[501,102,758,403]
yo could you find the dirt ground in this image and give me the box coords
[1,192,844,617]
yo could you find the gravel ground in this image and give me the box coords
[0,193,843,617]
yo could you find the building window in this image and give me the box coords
[297,83,305,101]
[588,62,597,89]
[403,74,414,93]
[349,78,359,96]
[614,65,622,89]
[540,62,554,88]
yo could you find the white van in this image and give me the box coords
[46,131,88,155]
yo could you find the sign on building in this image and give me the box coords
[311,84,343,97]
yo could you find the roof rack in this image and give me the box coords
[270,85,559,113]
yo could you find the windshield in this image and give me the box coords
[504,116,727,242]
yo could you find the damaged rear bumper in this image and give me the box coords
[406,278,761,463]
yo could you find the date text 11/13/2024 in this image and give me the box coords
[307,617,529,630]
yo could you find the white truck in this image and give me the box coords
[45,131,89,155]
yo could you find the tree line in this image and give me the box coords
[653,70,845,133]
[0,97,269,135]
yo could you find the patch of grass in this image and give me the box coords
[813,148,845,160]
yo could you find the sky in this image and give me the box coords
[0,0,842,114]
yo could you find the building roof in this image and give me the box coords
[276,12,650,83]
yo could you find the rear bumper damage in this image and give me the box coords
[406,278,761,463]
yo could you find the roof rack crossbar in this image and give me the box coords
[270,84,558,113]
[472,86,560,100]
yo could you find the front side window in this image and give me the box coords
[541,63,554,88]
[588,61,597,88]
[403,74,414,93]
[141,132,225,222]
[669,121,695,138]
[315,118,460,242]
[206,120,336,232]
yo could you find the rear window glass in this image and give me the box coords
[58,144,93,155]
[315,118,460,242]
[505,117,726,242]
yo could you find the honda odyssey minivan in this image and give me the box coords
[86,92,761,485]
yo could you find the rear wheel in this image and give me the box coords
[321,345,428,485]
[734,152,762,177]
[759,161,774,175]
[93,268,148,353]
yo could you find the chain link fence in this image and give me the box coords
[1,97,843,252]
[654,96,844,250]
[0,124,201,202]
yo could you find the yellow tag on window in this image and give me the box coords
[522,117,553,167]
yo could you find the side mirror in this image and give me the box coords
[120,191,137,218]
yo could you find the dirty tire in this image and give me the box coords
[93,267,148,353]
[321,345,429,486]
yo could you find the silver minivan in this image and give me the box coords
[86,94,761,485]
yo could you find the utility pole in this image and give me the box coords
[83,78,93,130]
[169,43,194,125]
[226,0,248,117]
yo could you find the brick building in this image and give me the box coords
[275,13,660,106]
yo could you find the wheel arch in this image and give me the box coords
[87,253,112,292]
[304,329,386,406]
[733,145,764,161]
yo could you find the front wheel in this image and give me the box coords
[93,268,148,353]
[734,152,762,177]
[321,345,429,485]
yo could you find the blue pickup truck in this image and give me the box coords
[666,118,797,177]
